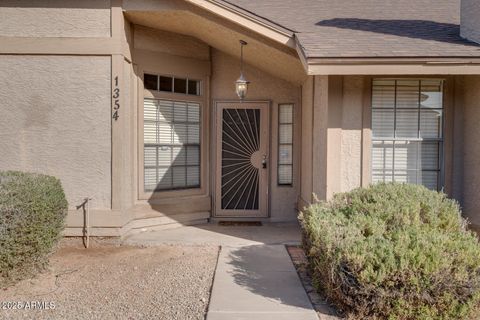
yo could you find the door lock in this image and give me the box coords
[262,155,267,169]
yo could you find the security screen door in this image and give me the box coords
[214,102,269,217]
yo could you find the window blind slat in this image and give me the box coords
[188,104,200,122]
[372,79,395,109]
[278,165,293,185]
[372,110,394,138]
[279,145,293,165]
[420,110,442,138]
[371,79,443,191]
[279,124,293,144]
[279,104,293,123]
[396,110,419,138]
[172,147,186,166]
[144,121,157,144]
[187,167,200,186]
[174,102,188,122]
[372,141,394,170]
[144,99,201,192]
[396,80,419,109]
[278,104,294,185]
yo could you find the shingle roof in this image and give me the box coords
[222,0,480,58]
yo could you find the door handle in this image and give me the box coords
[262,155,267,169]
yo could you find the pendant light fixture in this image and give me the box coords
[235,40,250,101]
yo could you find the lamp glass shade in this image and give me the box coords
[235,74,249,100]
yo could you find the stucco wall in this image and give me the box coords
[340,76,364,192]
[211,49,301,220]
[134,25,210,60]
[300,76,314,206]
[452,76,465,205]
[0,0,111,38]
[461,0,480,44]
[461,76,480,225]
[0,56,112,210]
[303,75,366,202]
[120,59,136,211]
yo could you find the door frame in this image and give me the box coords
[212,100,270,218]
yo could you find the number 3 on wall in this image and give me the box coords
[112,76,120,121]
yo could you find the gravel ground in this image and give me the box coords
[0,238,219,320]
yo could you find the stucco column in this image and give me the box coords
[110,0,135,212]
[310,75,344,200]
[306,75,366,202]
[462,75,480,228]
[310,75,328,201]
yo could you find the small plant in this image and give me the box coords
[0,171,67,287]
[299,183,480,320]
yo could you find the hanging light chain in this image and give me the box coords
[240,40,247,76]
[235,40,249,101]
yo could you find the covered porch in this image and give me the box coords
[64,0,480,236]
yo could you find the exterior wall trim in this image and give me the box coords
[307,63,480,75]
[0,37,130,59]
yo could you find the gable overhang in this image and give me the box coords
[124,0,307,84]
[184,0,296,47]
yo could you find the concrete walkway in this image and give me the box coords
[207,245,318,320]
[124,222,319,319]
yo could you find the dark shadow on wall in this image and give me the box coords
[316,18,480,46]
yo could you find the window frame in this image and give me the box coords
[277,103,295,186]
[370,78,445,191]
[138,70,207,200]
[143,72,202,96]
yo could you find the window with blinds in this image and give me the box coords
[278,104,294,185]
[144,99,201,192]
[371,79,444,190]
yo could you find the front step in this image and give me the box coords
[121,210,210,238]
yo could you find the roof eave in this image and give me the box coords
[304,56,480,75]
[184,0,296,47]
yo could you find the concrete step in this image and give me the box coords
[121,210,210,238]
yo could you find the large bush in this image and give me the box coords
[0,171,67,287]
[300,183,480,320]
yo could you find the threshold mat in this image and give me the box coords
[218,221,262,226]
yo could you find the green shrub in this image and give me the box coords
[0,171,67,287]
[299,183,480,320]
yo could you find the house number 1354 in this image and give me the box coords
[112,76,120,121]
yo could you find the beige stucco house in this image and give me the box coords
[1,0,480,236]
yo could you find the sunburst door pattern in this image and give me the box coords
[221,108,260,210]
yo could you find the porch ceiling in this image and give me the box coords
[124,3,306,84]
